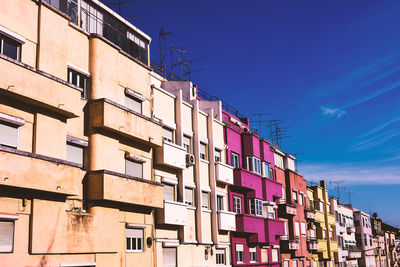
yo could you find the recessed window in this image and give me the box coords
[235,244,244,264]
[0,122,18,149]
[163,247,177,267]
[299,193,303,205]
[185,188,194,206]
[271,248,279,262]
[262,162,271,178]
[44,0,78,24]
[249,247,257,263]
[250,199,263,216]
[66,142,84,165]
[0,34,21,61]
[125,95,142,114]
[0,220,15,253]
[162,127,174,143]
[292,190,298,203]
[201,191,210,209]
[214,149,221,162]
[295,222,300,237]
[233,196,242,214]
[217,195,223,211]
[125,159,143,178]
[163,183,175,201]
[183,135,191,153]
[126,228,143,252]
[301,222,306,237]
[247,156,261,175]
[68,68,88,99]
[200,143,207,160]
[231,152,240,168]
[216,249,226,265]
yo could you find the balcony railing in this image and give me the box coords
[215,162,234,185]
[156,200,187,226]
[278,199,297,217]
[347,247,362,259]
[305,209,316,220]
[281,236,300,251]
[218,210,236,231]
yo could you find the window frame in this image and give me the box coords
[217,195,223,211]
[231,152,240,168]
[162,127,174,143]
[216,249,226,265]
[185,187,194,207]
[125,158,143,179]
[163,183,175,202]
[200,142,207,160]
[67,68,88,99]
[250,198,263,216]
[249,247,257,263]
[214,149,222,162]
[0,121,19,149]
[0,34,22,61]
[201,191,210,209]
[183,135,192,154]
[247,156,261,175]
[233,196,242,214]
[235,244,244,264]
[126,227,143,253]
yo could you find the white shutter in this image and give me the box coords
[0,221,14,252]
[236,244,244,251]
[125,96,142,114]
[66,143,83,165]
[301,223,306,236]
[125,160,143,178]
[200,143,206,155]
[295,222,300,237]
[249,247,256,253]
[185,188,193,205]
[126,228,143,238]
[293,260,298,267]
[163,184,175,201]
[271,248,278,262]
[163,247,176,267]
[162,128,173,142]
[0,123,18,148]
[202,192,209,209]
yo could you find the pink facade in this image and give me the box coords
[353,209,376,267]
[223,110,284,266]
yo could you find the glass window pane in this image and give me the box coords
[2,39,19,60]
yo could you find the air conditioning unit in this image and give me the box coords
[186,154,195,166]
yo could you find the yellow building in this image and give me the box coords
[0,1,235,266]
[307,181,337,267]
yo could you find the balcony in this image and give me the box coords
[234,169,263,194]
[315,211,325,223]
[155,141,187,169]
[218,210,236,231]
[281,237,300,251]
[215,162,234,185]
[330,241,338,252]
[0,56,81,118]
[265,218,285,244]
[305,209,316,220]
[0,147,83,195]
[347,226,356,233]
[236,214,266,243]
[278,199,297,217]
[347,247,362,259]
[86,170,163,208]
[156,200,187,226]
[307,239,318,251]
[89,99,162,147]
[327,214,336,225]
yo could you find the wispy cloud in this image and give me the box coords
[320,106,346,118]
[300,162,400,185]
[361,115,400,137]
[350,130,400,151]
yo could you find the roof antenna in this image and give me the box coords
[107,0,136,14]
[159,27,172,76]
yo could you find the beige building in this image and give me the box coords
[150,76,235,267]
[0,0,235,266]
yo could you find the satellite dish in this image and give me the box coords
[372,212,378,219]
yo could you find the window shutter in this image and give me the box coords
[200,143,206,155]
[126,228,143,238]
[125,96,142,113]
[163,184,175,201]
[185,188,193,204]
[261,248,268,262]
[271,248,278,262]
[236,244,244,252]
[0,123,18,148]
[162,128,173,142]
[125,159,143,178]
[0,221,14,252]
[295,222,300,237]
[66,143,83,165]
[163,247,176,267]
[202,192,209,209]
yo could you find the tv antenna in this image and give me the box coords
[107,0,136,14]
[158,27,172,72]
[329,180,345,200]
[251,113,271,137]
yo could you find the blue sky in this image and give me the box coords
[105,0,400,225]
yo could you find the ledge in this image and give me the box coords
[87,169,163,187]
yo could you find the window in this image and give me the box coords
[249,247,257,263]
[185,188,194,206]
[267,205,275,219]
[217,196,223,211]
[214,149,221,162]
[163,183,175,201]
[235,244,244,264]
[231,152,240,168]
[44,0,78,24]
[247,156,261,174]
[262,162,271,178]
[0,33,21,61]
[183,136,191,153]
[329,229,333,240]
[293,191,298,203]
[364,234,367,246]
[0,220,15,252]
[126,228,143,252]
[293,260,298,267]
[80,0,103,35]
[68,68,87,99]
[322,229,326,240]
[0,122,18,149]
[162,127,174,143]
[163,247,176,267]
[250,199,263,216]
[283,260,290,267]
[299,193,303,205]
[200,143,207,160]
[201,192,210,209]
[125,159,143,178]
[261,248,268,263]
[233,196,242,214]
[271,248,279,262]
[66,142,84,165]
[295,222,300,237]
[301,222,306,237]
[125,95,142,114]
[216,249,226,265]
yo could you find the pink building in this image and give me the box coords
[222,110,285,266]
[353,208,376,267]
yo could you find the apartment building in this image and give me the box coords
[306,187,319,267]
[353,209,375,267]
[0,0,167,266]
[307,182,338,267]
[275,151,313,267]
[221,111,285,266]
[331,199,360,267]
[381,222,400,267]
[149,77,236,266]
[371,218,388,267]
